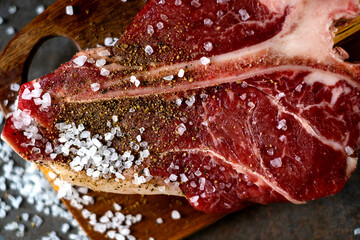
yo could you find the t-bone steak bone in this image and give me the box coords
[2,0,360,213]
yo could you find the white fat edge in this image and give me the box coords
[346,156,357,178]
[303,71,340,86]
[330,86,344,106]
[161,148,304,204]
[63,65,357,104]
[272,0,360,63]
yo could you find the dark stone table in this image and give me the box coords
[0,0,359,239]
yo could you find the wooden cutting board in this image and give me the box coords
[0,0,360,239]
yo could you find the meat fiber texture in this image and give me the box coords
[2,0,360,213]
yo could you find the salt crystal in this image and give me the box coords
[104,37,116,46]
[185,95,195,107]
[176,98,182,106]
[163,75,174,81]
[180,173,188,182]
[238,9,250,21]
[61,223,70,233]
[73,55,87,66]
[96,59,106,67]
[200,57,210,65]
[217,0,230,4]
[36,5,45,14]
[65,6,74,15]
[147,25,154,35]
[10,83,20,92]
[6,26,15,35]
[171,210,181,219]
[270,158,282,168]
[279,135,286,142]
[94,223,107,233]
[204,18,213,26]
[277,119,287,130]
[175,0,182,6]
[120,228,130,236]
[21,213,29,221]
[248,102,255,108]
[98,50,111,56]
[100,68,110,76]
[169,174,178,182]
[8,5,17,14]
[199,177,206,190]
[267,148,274,156]
[178,69,185,78]
[354,228,360,235]
[295,84,303,92]
[145,45,154,55]
[176,123,187,136]
[156,22,164,29]
[204,42,213,51]
[217,10,224,17]
[191,0,201,8]
[32,215,43,227]
[275,92,285,101]
[190,195,199,203]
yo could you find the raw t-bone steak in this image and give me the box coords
[2,0,360,213]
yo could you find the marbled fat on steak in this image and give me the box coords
[2,0,360,213]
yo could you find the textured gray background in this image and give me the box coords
[0,0,359,239]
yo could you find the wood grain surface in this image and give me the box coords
[0,0,359,239]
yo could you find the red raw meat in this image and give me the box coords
[2,0,360,213]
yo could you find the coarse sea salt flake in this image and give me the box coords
[239,9,250,21]
[10,83,20,92]
[73,55,87,66]
[96,59,106,67]
[145,45,154,55]
[156,22,164,29]
[204,18,213,26]
[147,25,154,35]
[91,83,101,92]
[171,210,181,220]
[98,50,111,56]
[100,68,110,76]
[204,42,213,51]
[200,57,210,65]
[65,6,73,15]
[156,217,163,224]
[175,0,182,6]
[178,69,185,78]
[270,158,282,168]
[163,75,174,81]
[176,123,186,135]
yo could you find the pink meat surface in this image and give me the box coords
[2,0,360,213]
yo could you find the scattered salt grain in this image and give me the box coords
[190,195,199,203]
[176,98,182,106]
[176,123,187,136]
[204,42,213,51]
[204,18,213,26]
[32,215,43,227]
[238,9,250,21]
[104,37,118,47]
[163,75,174,81]
[157,22,164,29]
[277,119,287,130]
[112,115,118,122]
[354,228,360,235]
[21,213,29,221]
[185,95,195,107]
[171,210,181,220]
[61,223,70,233]
[178,69,185,78]
[6,26,15,35]
[73,55,87,66]
[191,0,201,8]
[100,68,110,76]
[8,5,17,14]
[175,0,182,6]
[65,6,74,15]
[98,50,111,56]
[145,45,154,55]
[270,158,282,168]
[96,59,106,67]
[295,84,303,92]
[156,217,163,224]
[147,25,154,35]
[169,174,178,182]
[91,83,101,92]
[10,83,20,92]
[279,135,286,142]
[200,57,210,65]
[36,5,45,15]
[113,203,121,211]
